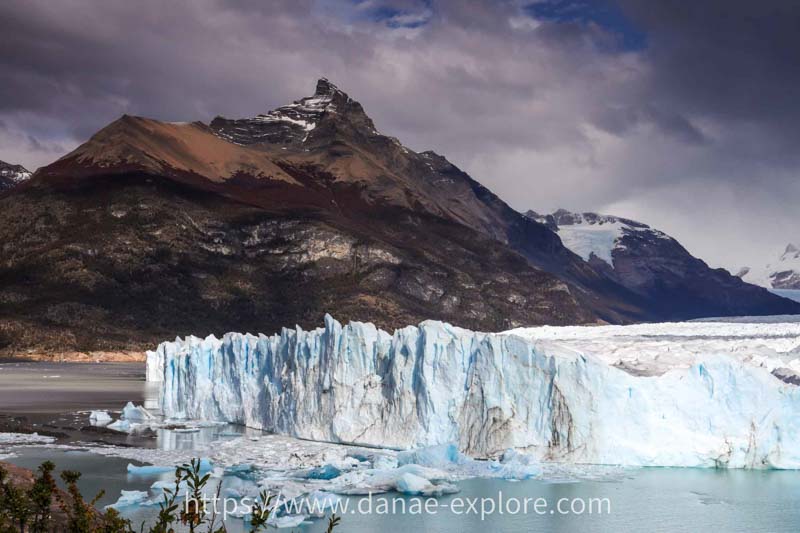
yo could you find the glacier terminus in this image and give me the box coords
[147,315,800,469]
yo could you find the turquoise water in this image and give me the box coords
[6,448,800,532]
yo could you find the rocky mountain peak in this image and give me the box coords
[210,78,376,147]
[313,77,345,101]
[783,243,799,257]
[0,160,32,191]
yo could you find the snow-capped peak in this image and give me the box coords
[237,81,341,139]
[210,78,375,146]
[525,209,670,266]
[738,243,800,289]
[0,160,32,190]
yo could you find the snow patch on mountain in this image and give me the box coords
[211,78,371,145]
[556,222,624,265]
[524,209,670,266]
[148,315,800,469]
[739,244,800,289]
[0,160,32,190]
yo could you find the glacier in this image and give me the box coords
[147,315,800,469]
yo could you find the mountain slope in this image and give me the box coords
[525,209,799,319]
[738,244,800,289]
[0,81,604,355]
[1,80,795,355]
[210,79,648,322]
[0,160,31,191]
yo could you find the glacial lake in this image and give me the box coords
[2,362,800,532]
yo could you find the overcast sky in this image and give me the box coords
[2,0,798,271]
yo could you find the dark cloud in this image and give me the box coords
[0,0,798,269]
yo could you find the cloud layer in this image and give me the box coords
[1,0,798,270]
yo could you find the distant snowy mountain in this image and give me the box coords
[525,209,671,267]
[524,208,793,318]
[738,244,800,290]
[0,160,31,190]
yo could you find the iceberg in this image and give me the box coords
[107,419,132,433]
[106,490,149,510]
[302,464,342,480]
[121,402,154,422]
[147,315,800,469]
[89,410,112,426]
[327,463,458,496]
[127,463,174,476]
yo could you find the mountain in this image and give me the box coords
[737,244,800,289]
[524,209,798,319]
[0,80,795,355]
[0,160,31,191]
[0,80,602,355]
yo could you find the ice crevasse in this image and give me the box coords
[147,315,800,469]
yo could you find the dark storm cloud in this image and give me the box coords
[0,0,798,269]
[619,0,800,162]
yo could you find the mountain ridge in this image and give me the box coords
[525,208,798,318]
[0,80,795,355]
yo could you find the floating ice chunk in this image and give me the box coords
[398,443,462,467]
[269,515,307,529]
[106,490,149,509]
[302,464,342,480]
[107,419,132,432]
[150,479,189,497]
[491,449,541,479]
[395,472,433,494]
[330,464,455,496]
[127,463,174,476]
[394,443,539,480]
[225,464,254,475]
[89,411,112,426]
[121,402,154,422]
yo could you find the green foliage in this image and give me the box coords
[0,463,32,532]
[0,459,345,532]
[247,490,275,532]
[28,461,56,532]
[177,459,211,533]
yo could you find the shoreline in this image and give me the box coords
[0,351,146,363]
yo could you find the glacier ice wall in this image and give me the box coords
[147,315,800,468]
